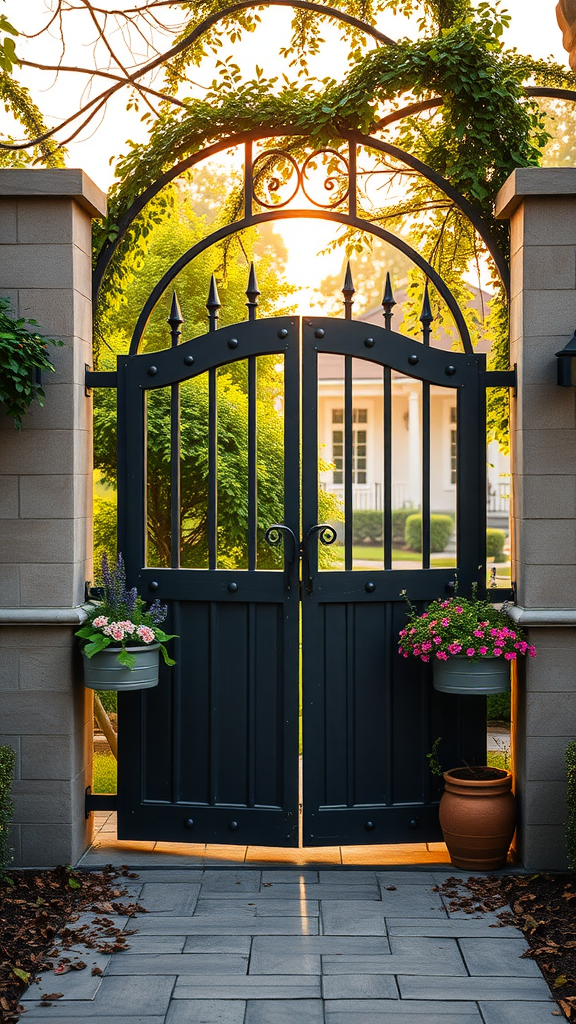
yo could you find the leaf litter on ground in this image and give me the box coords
[0,864,144,1023]
[437,873,576,1020]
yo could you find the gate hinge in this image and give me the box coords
[85,785,117,819]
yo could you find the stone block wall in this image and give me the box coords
[0,170,106,866]
[497,168,576,870]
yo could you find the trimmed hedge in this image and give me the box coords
[0,745,15,874]
[487,691,511,723]
[97,690,118,715]
[405,514,454,553]
[353,508,421,547]
[567,741,576,872]
[487,528,506,559]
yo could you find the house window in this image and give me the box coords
[450,406,457,485]
[331,409,368,485]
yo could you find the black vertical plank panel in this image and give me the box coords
[248,356,257,570]
[254,603,282,808]
[383,601,393,804]
[323,604,347,807]
[178,602,210,804]
[344,356,353,571]
[384,366,392,571]
[217,603,249,806]
[208,600,219,806]
[247,601,256,807]
[171,600,182,802]
[353,601,388,806]
[208,368,217,570]
[346,603,355,808]
[422,380,431,569]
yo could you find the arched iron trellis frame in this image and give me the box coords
[93,128,509,308]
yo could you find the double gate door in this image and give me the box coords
[116,315,487,846]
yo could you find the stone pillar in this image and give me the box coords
[496,167,576,870]
[0,169,106,866]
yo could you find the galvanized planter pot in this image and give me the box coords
[433,656,510,695]
[82,644,160,691]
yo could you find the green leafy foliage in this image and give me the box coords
[566,740,576,872]
[0,745,15,875]
[487,690,510,722]
[486,527,506,559]
[404,513,454,553]
[0,298,63,428]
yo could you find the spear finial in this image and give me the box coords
[206,274,221,332]
[246,262,260,321]
[420,280,433,346]
[382,272,396,331]
[342,260,355,321]
[167,291,183,347]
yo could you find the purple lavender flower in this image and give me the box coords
[125,587,138,614]
[149,599,167,624]
[101,552,114,604]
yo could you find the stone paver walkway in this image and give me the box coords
[21,866,557,1024]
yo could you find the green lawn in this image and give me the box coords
[486,750,510,771]
[93,752,117,793]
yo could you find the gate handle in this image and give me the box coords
[303,523,337,595]
[264,524,298,564]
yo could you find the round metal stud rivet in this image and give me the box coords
[277,328,288,339]
[228,338,239,349]
[229,821,239,831]
[184,818,194,829]
[408,355,419,366]
[148,365,158,376]
[409,818,419,829]
[149,581,159,592]
[365,821,375,831]
[445,365,456,376]
[227,582,238,593]
[314,328,325,339]
[184,355,194,366]
[365,581,376,593]
[364,337,375,348]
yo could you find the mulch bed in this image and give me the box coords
[438,874,576,1021]
[0,864,144,1024]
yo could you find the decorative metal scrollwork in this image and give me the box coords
[264,523,298,562]
[252,148,350,210]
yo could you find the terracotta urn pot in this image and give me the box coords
[439,767,516,871]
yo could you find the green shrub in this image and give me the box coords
[0,745,16,874]
[405,514,454,553]
[93,752,117,795]
[97,690,118,715]
[567,741,576,872]
[487,528,506,559]
[353,510,382,545]
[487,691,511,723]
[392,507,419,546]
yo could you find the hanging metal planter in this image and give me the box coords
[82,644,160,691]
[433,656,510,695]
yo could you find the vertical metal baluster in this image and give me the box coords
[421,283,433,569]
[207,279,221,570]
[342,261,355,321]
[382,275,395,569]
[209,601,219,806]
[384,365,392,570]
[346,604,355,808]
[345,355,353,572]
[247,602,256,807]
[246,262,260,321]
[382,272,396,331]
[248,356,257,570]
[168,292,183,569]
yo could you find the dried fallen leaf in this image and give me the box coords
[43,992,64,1000]
[91,967,103,977]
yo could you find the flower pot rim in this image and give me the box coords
[443,767,512,786]
[82,643,160,654]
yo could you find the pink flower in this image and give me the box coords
[504,651,516,661]
[455,606,463,614]
[433,636,442,645]
[493,648,503,657]
[448,643,462,655]
[440,601,449,608]
[441,618,450,627]
[414,647,421,656]
[403,652,409,658]
[466,648,475,657]
[104,622,125,642]
[118,620,136,635]
[479,646,488,655]
[93,615,109,628]
[399,629,407,637]
[421,642,432,652]
[137,625,155,644]
[421,613,428,619]
[398,646,404,654]
[473,630,484,638]
[490,628,499,637]
[436,651,449,660]
[528,646,537,657]
[421,655,430,663]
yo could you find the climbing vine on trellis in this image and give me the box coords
[93,0,575,447]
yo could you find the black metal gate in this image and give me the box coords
[113,309,491,847]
